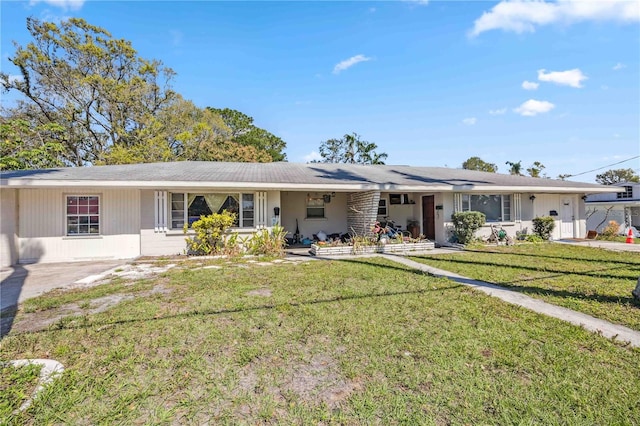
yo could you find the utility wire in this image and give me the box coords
[566,155,640,178]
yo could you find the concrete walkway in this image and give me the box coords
[555,239,640,252]
[380,254,640,348]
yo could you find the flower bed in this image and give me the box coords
[310,241,435,256]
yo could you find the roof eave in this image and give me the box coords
[0,179,620,193]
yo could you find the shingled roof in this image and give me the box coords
[0,161,619,193]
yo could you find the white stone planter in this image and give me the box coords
[310,241,435,256]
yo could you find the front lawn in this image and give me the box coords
[1,256,639,424]
[412,243,640,331]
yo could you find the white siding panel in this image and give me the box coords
[1,189,19,267]
[17,188,140,263]
[140,190,186,256]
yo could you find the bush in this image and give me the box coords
[184,211,236,255]
[246,224,288,257]
[525,234,544,243]
[601,220,620,238]
[532,216,555,240]
[451,211,486,245]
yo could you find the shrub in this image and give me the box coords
[184,211,236,255]
[246,224,288,257]
[600,220,620,238]
[532,216,555,240]
[451,211,486,245]
[525,234,544,243]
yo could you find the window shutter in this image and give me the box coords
[255,191,267,228]
[154,191,168,232]
[513,193,522,222]
[453,193,463,213]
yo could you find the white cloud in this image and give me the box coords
[522,80,539,90]
[303,151,322,163]
[403,0,429,5]
[613,62,626,70]
[368,7,377,13]
[538,68,587,88]
[514,99,555,116]
[489,108,507,115]
[29,0,85,11]
[333,54,372,74]
[462,117,477,125]
[469,0,639,37]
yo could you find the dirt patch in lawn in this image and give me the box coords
[246,288,272,297]
[9,284,171,334]
[235,341,361,414]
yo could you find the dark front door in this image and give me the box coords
[422,195,436,240]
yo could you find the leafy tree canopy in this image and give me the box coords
[461,156,497,173]
[0,117,66,170]
[526,161,546,178]
[206,108,286,162]
[595,168,640,185]
[0,18,285,169]
[0,17,176,166]
[318,133,387,165]
[505,160,523,176]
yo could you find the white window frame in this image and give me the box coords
[460,194,512,222]
[169,192,256,230]
[65,194,101,236]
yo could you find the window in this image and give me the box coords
[378,199,387,216]
[170,192,254,229]
[306,196,325,219]
[66,195,100,235]
[461,194,511,222]
[389,193,409,205]
[617,186,633,199]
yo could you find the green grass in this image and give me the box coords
[0,363,41,416]
[412,243,640,331]
[1,257,639,424]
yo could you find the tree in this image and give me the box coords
[1,17,176,166]
[526,161,546,178]
[0,117,66,170]
[101,97,272,164]
[557,173,572,180]
[505,160,523,176]
[318,133,388,164]
[595,168,640,185]
[206,108,287,161]
[462,156,497,173]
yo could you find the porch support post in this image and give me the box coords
[347,191,381,237]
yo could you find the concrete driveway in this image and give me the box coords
[0,260,127,314]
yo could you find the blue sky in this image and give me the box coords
[2,0,639,183]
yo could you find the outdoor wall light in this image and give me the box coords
[529,195,536,201]
[581,195,588,201]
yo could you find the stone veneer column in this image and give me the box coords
[347,191,381,237]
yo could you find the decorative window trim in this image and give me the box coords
[65,194,101,236]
